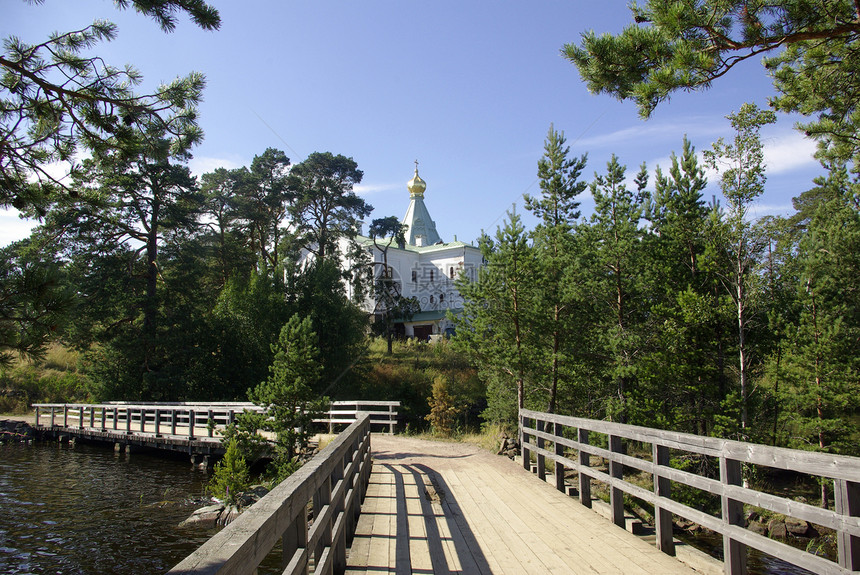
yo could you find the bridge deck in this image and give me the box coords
[346,435,699,574]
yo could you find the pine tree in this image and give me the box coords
[524,124,588,413]
[248,314,325,476]
[454,211,537,424]
[581,155,648,423]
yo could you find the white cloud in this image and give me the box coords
[579,117,724,151]
[762,131,818,174]
[354,182,402,196]
[188,155,245,178]
[0,209,38,248]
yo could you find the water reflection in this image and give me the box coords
[0,441,213,574]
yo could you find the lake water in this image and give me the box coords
[0,440,215,574]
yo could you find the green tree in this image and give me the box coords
[704,103,776,437]
[238,148,293,273]
[0,241,73,367]
[640,138,721,433]
[581,155,649,423]
[563,0,860,164]
[249,314,326,478]
[455,210,537,424]
[1,0,219,214]
[207,438,250,505]
[36,123,201,400]
[780,168,860,470]
[368,216,419,354]
[524,124,588,413]
[287,152,371,262]
[287,260,369,398]
[198,167,256,287]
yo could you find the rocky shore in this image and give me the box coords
[0,418,37,443]
[178,485,272,528]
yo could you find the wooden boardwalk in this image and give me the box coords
[345,435,702,574]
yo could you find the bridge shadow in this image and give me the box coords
[347,462,493,574]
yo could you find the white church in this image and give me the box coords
[346,164,484,340]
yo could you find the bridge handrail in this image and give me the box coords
[32,400,401,438]
[32,402,265,441]
[313,400,400,434]
[520,408,860,575]
[169,414,372,575]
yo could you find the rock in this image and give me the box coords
[768,519,788,539]
[0,419,36,443]
[746,511,761,523]
[785,518,811,537]
[249,485,270,499]
[218,505,241,526]
[748,521,768,535]
[180,504,225,528]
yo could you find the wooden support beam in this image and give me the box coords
[836,478,859,570]
[653,443,674,555]
[720,456,747,575]
[609,434,625,529]
[578,427,591,508]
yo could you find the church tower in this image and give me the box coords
[401,161,441,247]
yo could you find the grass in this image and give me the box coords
[0,344,91,412]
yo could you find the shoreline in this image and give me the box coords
[0,412,36,425]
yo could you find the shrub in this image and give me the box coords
[208,438,250,505]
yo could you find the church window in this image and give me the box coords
[449,267,455,279]
[430,269,434,282]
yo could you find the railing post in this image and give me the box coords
[50,406,56,427]
[140,408,146,433]
[609,434,625,529]
[100,407,106,431]
[188,409,195,439]
[536,418,546,481]
[207,409,214,437]
[313,474,332,569]
[521,412,531,471]
[35,405,40,426]
[652,443,674,555]
[720,456,747,575]
[171,408,178,436]
[282,507,309,574]
[835,478,860,570]
[554,421,566,493]
[578,427,591,508]
[332,456,347,572]
[89,406,95,428]
[125,408,132,433]
[388,403,394,434]
[63,404,68,427]
[154,409,161,436]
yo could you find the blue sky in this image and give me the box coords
[2,1,824,247]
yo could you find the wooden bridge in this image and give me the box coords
[32,400,399,463]
[165,409,860,575]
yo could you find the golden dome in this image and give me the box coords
[407,162,426,197]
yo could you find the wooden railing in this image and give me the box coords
[33,402,265,441]
[313,400,400,434]
[520,408,860,575]
[169,414,372,574]
[33,400,400,439]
